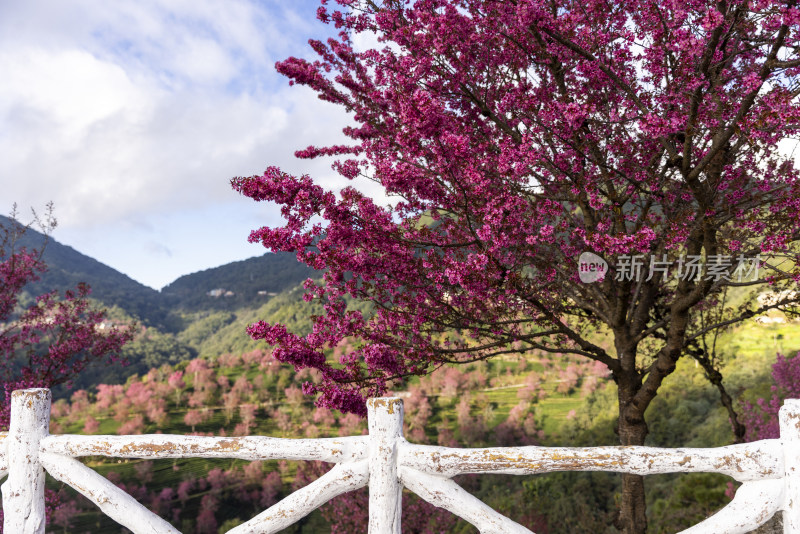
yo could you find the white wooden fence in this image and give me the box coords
[0,388,797,533]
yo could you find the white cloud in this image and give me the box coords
[0,0,352,227]
[0,48,144,137]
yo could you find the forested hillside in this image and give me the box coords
[2,214,167,326]
[6,214,318,326]
[55,278,324,394]
[161,252,318,312]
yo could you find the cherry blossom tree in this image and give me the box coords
[0,206,132,429]
[740,351,800,440]
[234,403,258,435]
[83,415,100,434]
[51,498,81,533]
[195,494,219,534]
[167,370,186,405]
[117,414,145,435]
[145,396,168,425]
[183,409,208,432]
[96,383,124,410]
[187,360,218,407]
[233,1,800,531]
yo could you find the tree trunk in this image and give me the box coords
[616,379,649,534]
[692,351,747,442]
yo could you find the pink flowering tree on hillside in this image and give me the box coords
[0,206,133,429]
[740,351,800,441]
[233,1,800,532]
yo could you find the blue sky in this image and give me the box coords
[0,0,381,289]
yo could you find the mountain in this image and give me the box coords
[1,214,168,326]
[161,252,319,312]
[1,214,322,393]
[2,214,320,322]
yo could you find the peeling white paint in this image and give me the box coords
[780,399,800,532]
[1,389,50,534]
[367,398,403,533]
[398,440,783,482]
[0,390,797,533]
[0,432,8,480]
[677,479,784,534]
[41,433,368,463]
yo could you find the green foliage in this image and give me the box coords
[557,384,619,446]
[522,472,618,534]
[255,285,326,336]
[648,473,732,533]
[218,518,243,532]
[177,311,237,349]
[172,285,327,359]
[125,328,196,369]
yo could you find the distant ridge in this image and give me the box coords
[161,252,318,312]
[0,214,167,325]
[1,214,319,325]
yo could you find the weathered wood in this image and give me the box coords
[40,451,180,534]
[398,441,783,482]
[227,460,369,534]
[780,399,800,533]
[368,397,403,534]
[41,434,368,462]
[399,466,535,534]
[1,389,50,534]
[0,432,8,480]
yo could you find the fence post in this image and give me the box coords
[367,397,403,534]
[1,388,51,533]
[781,399,800,533]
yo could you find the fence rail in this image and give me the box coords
[0,388,797,533]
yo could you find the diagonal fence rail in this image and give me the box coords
[0,388,797,533]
